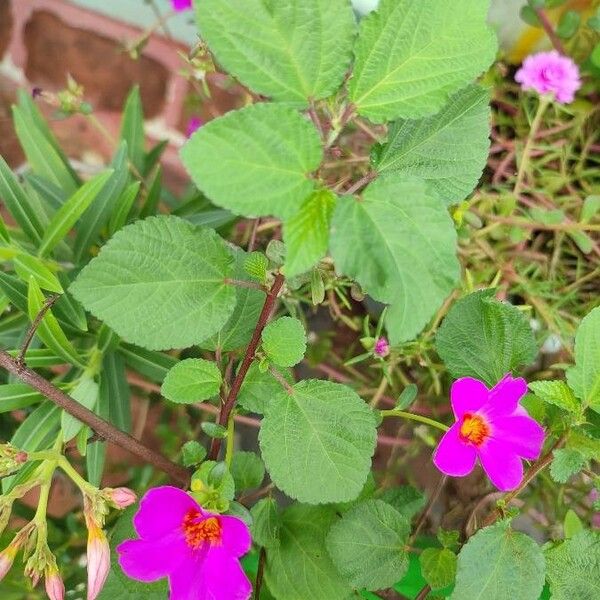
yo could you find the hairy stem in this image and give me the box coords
[380,409,450,432]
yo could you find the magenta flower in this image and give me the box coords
[186,117,204,138]
[374,337,390,358]
[515,50,581,104]
[117,486,252,600]
[171,0,193,11]
[433,374,544,491]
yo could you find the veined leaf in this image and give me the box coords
[119,344,177,384]
[161,358,222,404]
[181,103,322,219]
[196,0,356,105]
[261,316,307,367]
[0,384,45,413]
[25,174,68,211]
[70,216,236,350]
[330,175,459,343]
[13,254,63,294]
[238,362,293,414]
[259,379,377,503]
[39,171,113,257]
[87,373,109,487]
[108,181,141,235]
[61,377,99,442]
[348,0,497,122]
[528,380,580,413]
[120,86,145,173]
[103,352,132,433]
[420,548,457,591]
[375,85,491,205]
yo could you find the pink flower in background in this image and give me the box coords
[433,374,544,491]
[186,117,204,138]
[374,337,390,358]
[171,0,193,11]
[515,50,581,104]
[117,486,252,600]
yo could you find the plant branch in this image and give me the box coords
[0,349,190,486]
[380,409,449,432]
[345,171,377,196]
[18,293,60,365]
[534,8,567,55]
[208,273,285,460]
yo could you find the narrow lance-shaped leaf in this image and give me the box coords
[120,86,145,173]
[61,377,99,442]
[13,253,63,294]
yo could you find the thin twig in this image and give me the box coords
[224,278,268,292]
[0,349,190,486]
[534,8,567,54]
[410,475,447,544]
[268,365,294,395]
[17,294,60,366]
[255,547,267,600]
[345,171,377,196]
[208,273,285,460]
[247,218,260,252]
[308,100,324,140]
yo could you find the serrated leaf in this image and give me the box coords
[376,85,491,205]
[201,422,227,438]
[259,379,377,503]
[250,498,280,548]
[262,316,307,367]
[330,175,459,344]
[244,252,269,283]
[435,290,537,387]
[545,530,600,600]
[196,0,356,105]
[70,216,236,350]
[564,509,584,539]
[283,189,336,277]
[181,103,322,219]
[39,170,113,257]
[161,358,222,404]
[348,0,496,123]
[326,499,410,590]
[451,521,545,600]
[378,485,426,521]
[528,380,580,413]
[420,547,457,591]
[550,448,586,483]
[567,307,600,412]
[61,377,99,442]
[230,451,265,492]
[238,362,293,414]
[565,431,600,461]
[181,441,206,468]
[265,504,351,600]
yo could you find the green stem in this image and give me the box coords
[58,457,95,495]
[514,96,551,198]
[225,415,235,469]
[380,409,449,432]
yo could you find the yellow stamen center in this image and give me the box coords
[183,511,222,549]
[459,413,490,446]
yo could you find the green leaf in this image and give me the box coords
[230,451,265,492]
[567,307,600,412]
[395,383,418,410]
[120,86,145,173]
[326,499,410,590]
[528,380,580,413]
[102,352,131,432]
[70,216,236,350]
[87,373,110,486]
[435,290,537,386]
[200,249,265,352]
[565,431,600,461]
[27,278,83,367]
[420,547,457,591]
[161,358,222,404]
[196,0,356,105]
[61,377,99,442]
[119,343,177,383]
[451,521,545,600]
[550,448,586,483]
[0,384,44,413]
[201,422,227,438]
[39,170,113,257]
[330,175,459,343]
[262,316,307,367]
[0,155,45,245]
[378,485,426,521]
[283,189,336,277]
[265,504,351,600]
[259,379,377,503]
[25,174,67,211]
[545,530,600,600]
[180,103,322,219]
[250,498,280,548]
[244,252,269,283]
[53,273,88,332]
[348,0,497,122]
[238,362,293,414]
[13,254,63,294]
[108,181,141,235]
[564,509,584,539]
[181,440,206,467]
[375,85,491,205]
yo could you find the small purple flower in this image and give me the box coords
[433,374,544,492]
[374,337,390,358]
[171,0,193,11]
[186,117,204,138]
[117,486,252,600]
[515,50,581,104]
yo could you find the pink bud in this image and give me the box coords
[106,487,137,509]
[186,116,204,138]
[374,337,390,358]
[0,548,15,581]
[45,569,65,600]
[87,526,110,600]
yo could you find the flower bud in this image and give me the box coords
[45,566,65,600]
[0,545,17,581]
[374,337,390,358]
[103,487,136,509]
[86,523,110,600]
[0,444,28,477]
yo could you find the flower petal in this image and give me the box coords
[117,534,190,583]
[219,516,252,557]
[450,377,489,418]
[433,423,477,477]
[483,374,527,419]
[134,486,200,540]
[491,415,545,460]
[478,438,524,491]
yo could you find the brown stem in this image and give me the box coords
[308,100,324,140]
[18,293,60,365]
[224,278,267,292]
[415,585,431,600]
[345,171,377,196]
[268,366,294,395]
[0,349,190,486]
[247,218,260,252]
[410,475,447,544]
[534,8,567,55]
[255,546,267,600]
[208,273,285,460]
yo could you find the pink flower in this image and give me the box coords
[433,374,545,491]
[86,523,110,600]
[45,567,65,600]
[103,487,137,509]
[172,0,193,11]
[374,337,390,358]
[117,486,252,600]
[515,50,581,104]
[186,117,204,138]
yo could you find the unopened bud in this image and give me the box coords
[86,523,110,600]
[102,487,136,509]
[45,566,65,600]
[0,444,28,477]
[374,337,390,358]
